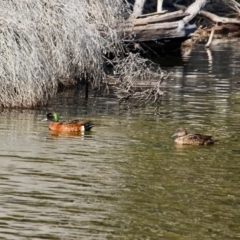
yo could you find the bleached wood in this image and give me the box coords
[132,0,146,17]
[200,10,240,24]
[125,20,187,42]
[133,10,188,26]
[183,0,207,23]
[157,0,163,12]
[136,10,167,19]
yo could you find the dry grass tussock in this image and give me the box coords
[0,0,166,108]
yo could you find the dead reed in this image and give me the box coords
[0,0,125,107]
[0,0,165,108]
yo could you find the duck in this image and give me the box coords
[44,112,93,132]
[171,127,215,145]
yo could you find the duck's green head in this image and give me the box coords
[46,112,59,122]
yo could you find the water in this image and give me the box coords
[1,41,240,239]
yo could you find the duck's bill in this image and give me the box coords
[171,133,177,138]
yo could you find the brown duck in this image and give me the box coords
[171,128,215,145]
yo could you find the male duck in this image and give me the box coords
[44,112,93,132]
[171,128,215,145]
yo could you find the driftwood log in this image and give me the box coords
[132,10,187,26]
[183,0,207,23]
[125,0,208,43]
[127,0,240,47]
[125,10,191,42]
[175,3,240,26]
[174,2,240,46]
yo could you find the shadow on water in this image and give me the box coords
[1,41,240,239]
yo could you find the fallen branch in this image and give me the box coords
[135,10,167,19]
[175,3,240,25]
[183,0,208,24]
[200,10,240,25]
[131,10,187,27]
[205,28,215,48]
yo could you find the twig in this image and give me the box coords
[205,27,215,48]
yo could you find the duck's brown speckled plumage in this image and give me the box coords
[171,128,215,145]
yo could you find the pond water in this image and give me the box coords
[1,41,240,239]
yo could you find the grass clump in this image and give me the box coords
[0,0,165,108]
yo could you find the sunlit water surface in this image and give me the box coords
[1,42,240,239]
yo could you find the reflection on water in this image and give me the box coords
[1,42,240,239]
